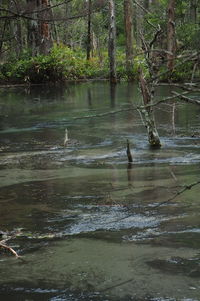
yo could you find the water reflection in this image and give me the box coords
[0,82,200,301]
[110,83,116,108]
[87,87,92,108]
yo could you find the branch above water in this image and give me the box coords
[71,90,195,121]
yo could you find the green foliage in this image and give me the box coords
[177,24,200,50]
[0,44,150,84]
[0,45,109,84]
[115,50,147,81]
[159,57,195,82]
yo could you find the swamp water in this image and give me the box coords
[0,82,199,301]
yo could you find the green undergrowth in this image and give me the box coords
[0,45,136,84]
[0,45,107,84]
[0,44,197,84]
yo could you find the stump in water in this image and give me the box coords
[140,108,161,147]
[126,139,133,163]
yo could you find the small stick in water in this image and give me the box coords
[64,128,69,147]
[126,139,133,163]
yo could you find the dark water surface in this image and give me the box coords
[0,82,199,301]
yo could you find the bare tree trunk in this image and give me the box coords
[15,19,23,57]
[124,0,134,79]
[108,0,117,83]
[39,0,53,55]
[86,0,92,60]
[27,0,40,56]
[189,0,197,24]
[64,0,72,46]
[0,20,8,58]
[167,0,176,72]
[139,69,161,147]
[91,31,97,56]
[49,0,59,44]
[9,0,23,57]
[27,0,53,56]
[135,0,144,47]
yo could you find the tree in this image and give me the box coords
[167,0,176,72]
[124,0,134,79]
[38,0,53,54]
[27,0,40,56]
[189,0,197,24]
[108,0,117,83]
[86,0,92,60]
[26,0,53,55]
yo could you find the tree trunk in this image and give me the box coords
[27,0,52,56]
[39,0,53,55]
[49,0,59,44]
[124,0,134,79]
[86,0,92,60]
[135,0,144,47]
[139,69,161,147]
[108,0,117,83]
[64,0,72,46]
[189,0,197,24]
[167,0,176,72]
[0,20,8,58]
[15,19,23,57]
[27,0,40,56]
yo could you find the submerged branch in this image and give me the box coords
[153,180,200,209]
[100,278,133,292]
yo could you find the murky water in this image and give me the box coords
[0,82,200,301]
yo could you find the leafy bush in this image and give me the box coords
[3,44,196,84]
[0,45,108,84]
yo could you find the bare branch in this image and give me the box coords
[0,8,88,22]
[156,83,200,93]
[0,242,20,258]
[172,91,200,105]
[153,180,200,209]
[133,0,157,30]
[154,51,200,81]
[149,25,162,49]
[70,91,191,121]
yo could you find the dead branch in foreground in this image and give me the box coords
[172,91,200,105]
[0,241,20,258]
[0,229,23,258]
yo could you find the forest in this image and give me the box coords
[0,1,200,301]
[0,0,199,84]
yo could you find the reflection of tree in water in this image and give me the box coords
[87,88,92,108]
[27,84,69,102]
[110,83,116,108]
